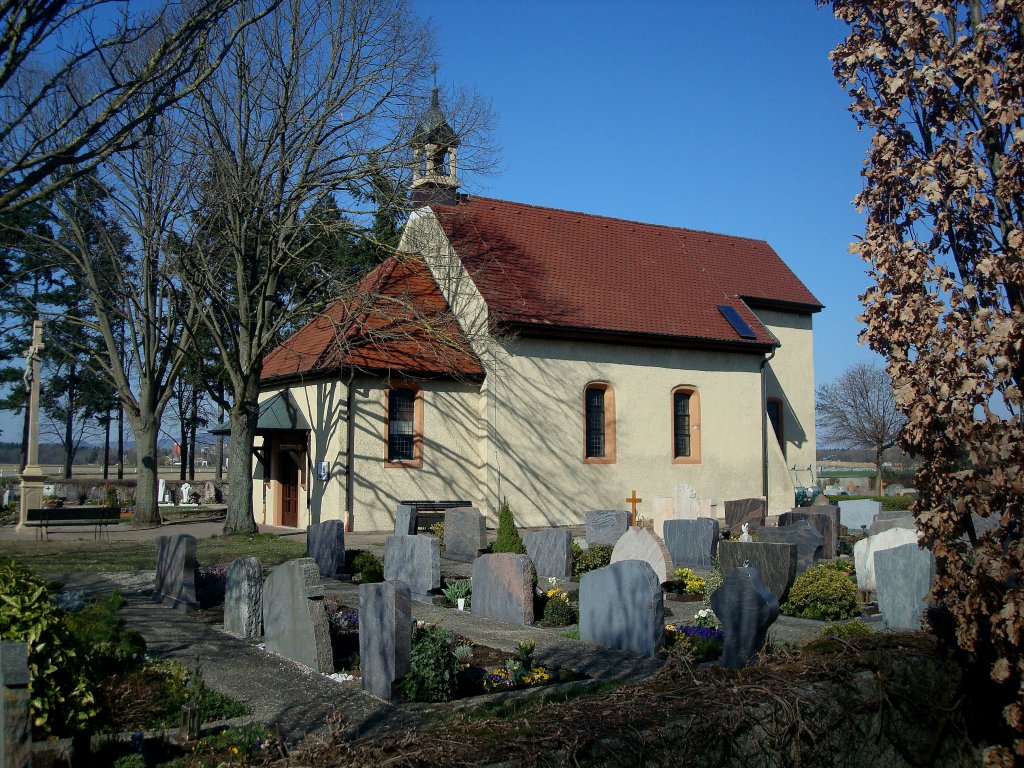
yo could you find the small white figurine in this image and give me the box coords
[738,522,753,542]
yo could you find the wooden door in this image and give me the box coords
[278,453,299,527]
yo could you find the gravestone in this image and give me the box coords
[711,565,780,669]
[757,521,824,573]
[306,520,345,578]
[262,558,332,673]
[672,484,700,519]
[394,504,416,535]
[154,534,198,611]
[444,507,487,562]
[579,560,664,657]
[179,482,193,504]
[699,498,720,520]
[383,534,440,599]
[202,481,217,503]
[158,479,167,504]
[868,515,916,536]
[839,499,882,532]
[471,553,534,626]
[662,518,719,568]
[718,541,797,603]
[779,507,839,559]
[585,509,629,546]
[724,498,766,534]
[224,557,263,639]
[610,527,673,584]
[853,527,919,593]
[359,581,412,702]
[523,529,572,579]
[875,543,935,630]
[1,642,30,768]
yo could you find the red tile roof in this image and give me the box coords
[429,196,822,349]
[261,255,483,382]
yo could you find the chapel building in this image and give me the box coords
[252,92,822,531]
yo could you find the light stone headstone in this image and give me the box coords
[868,515,916,536]
[853,527,920,593]
[359,581,411,702]
[610,527,673,584]
[306,520,346,578]
[522,529,572,579]
[383,534,440,598]
[154,534,198,611]
[585,509,629,546]
[719,541,797,603]
[649,497,673,518]
[875,543,935,630]
[262,558,332,673]
[724,498,766,534]
[757,521,824,574]
[1,641,30,768]
[839,499,882,532]
[202,481,217,503]
[224,557,263,639]
[672,483,700,519]
[179,482,193,504]
[444,507,487,562]
[471,553,534,626]
[711,565,780,669]
[662,518,719,568]
[699,498,721,520]
[394,504,416,535]
[779,507,839,559]
[579,560,664,657]
[158,479,167,504]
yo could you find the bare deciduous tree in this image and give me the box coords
[816,361,905,489]
[824,0,1024,757]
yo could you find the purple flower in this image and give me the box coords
[675,625,724,642]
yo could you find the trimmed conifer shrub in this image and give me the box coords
[492,497,525,554]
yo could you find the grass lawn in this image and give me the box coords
[0,532,306,573]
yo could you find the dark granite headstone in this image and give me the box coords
[471,553,534,626]
[579,560,664,657]
[444,507,487,562]
[154,534,198,611]
[1,642,30,768]
[724,498,766,534]
[224,556,263,639]
[383,534,440,599]
[306,520,345,578]
[394,504,416,535]
[585,509,629,546]
[262,558,332,673]
[875,543,934,630]
[779,507,839,559]
[523,528,572,579]
[662,518,719,568]
[718,541,797,603]
[359,581,411,702]
[711,565,780,669]
[757,521,824,573]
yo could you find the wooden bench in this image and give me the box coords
[23,506,121,540]
[399,500,473,532]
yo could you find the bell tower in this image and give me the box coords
[410,86,460,206]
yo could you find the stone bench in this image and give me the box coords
[398,499,473,532]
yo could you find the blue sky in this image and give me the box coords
[416,0,878,389]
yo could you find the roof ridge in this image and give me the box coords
[456,195,773,246]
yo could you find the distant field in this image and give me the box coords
[0,465,222,482]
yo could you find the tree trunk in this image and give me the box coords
[117,400,124,479]
[875,448,884,494]
[102,411,111,480]
[216,385,225,480]
[63,366,74,479]
[19,401,29,473]
[224,384,259,534]
[130,415,161,527]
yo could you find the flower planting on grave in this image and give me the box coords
[570,543,614,581]
[350,550,384,583]
[324,597,361,672]
[781,562,860,621]
[492,496,526,554]
[670,567,706,596]
[664,624,724,662]
[540,586,577,627]
[701,557,724,604]
[481,640,554,692]
[441,578,472,608]
[429,521,445,549]
[195,564,227,607]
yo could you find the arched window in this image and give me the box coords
[583,382,615,463]
[672,387,701,464]
[385,385,423,467]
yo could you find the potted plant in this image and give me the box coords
[442,579,472,610]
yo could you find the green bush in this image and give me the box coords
[64,590,146,678]
[429,521,445,550]
[492,497,525,554]
[702,557,724,605]
[399,625,460,703]
[351,550,384,583]
[819,619,875,640]
[541,594,576,627]
[842,494,913,511]
[781,563,861,621]
[0,560,98,736]
[571,544,614,581]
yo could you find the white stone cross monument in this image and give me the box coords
[17,321,47,530]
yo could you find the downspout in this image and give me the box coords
[760,344,778,508]
[345,372,356,532]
